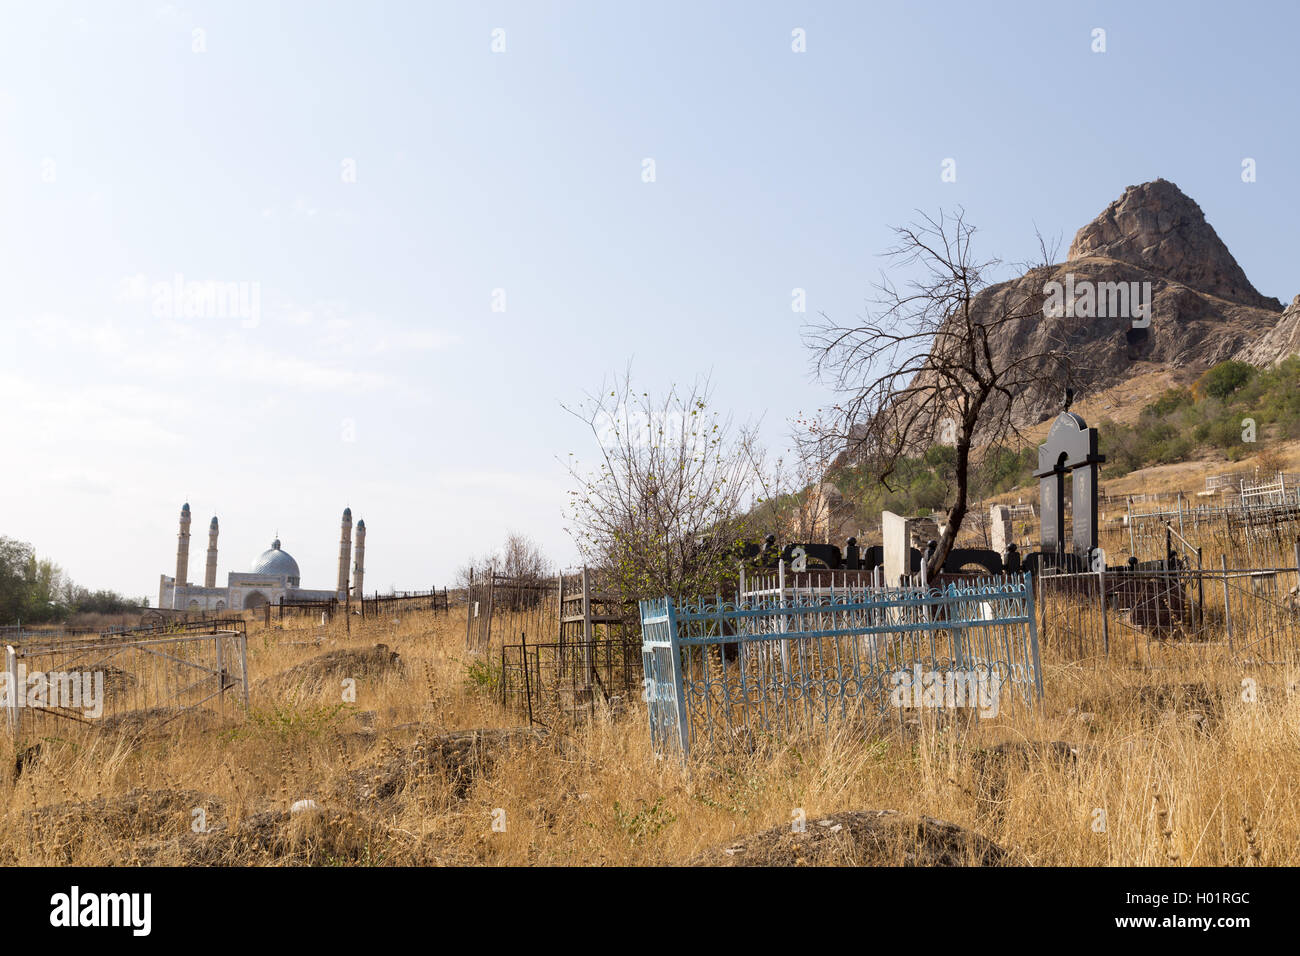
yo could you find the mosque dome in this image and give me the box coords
[252,539,301,585]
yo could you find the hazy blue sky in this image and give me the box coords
[1,0,1296,598]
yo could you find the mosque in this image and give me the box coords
[157,504,366,611]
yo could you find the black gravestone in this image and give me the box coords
[1034,412,1105,568]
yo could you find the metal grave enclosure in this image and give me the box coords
[639,574,1041,757]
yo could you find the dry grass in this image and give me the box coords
[3,606,1299,866]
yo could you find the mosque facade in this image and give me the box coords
[157,504,366,611]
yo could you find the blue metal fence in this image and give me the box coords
[639,573,1041,757]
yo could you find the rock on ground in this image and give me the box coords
[262,643,404,694]
[332,727,549,805]
[694,809,1016,866]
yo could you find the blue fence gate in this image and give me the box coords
[639,573,1042,757]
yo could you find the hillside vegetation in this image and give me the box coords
[1098,357,1300,476]
[819,356,1300,529]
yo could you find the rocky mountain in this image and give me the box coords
[1234,295,1300,366]
[953,179,1289,425]
[1067,179,1280,311]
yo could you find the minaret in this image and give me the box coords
[352,519,366,598]
[337,507,353,598]
[175,503,192,587]
[204,516,219,588]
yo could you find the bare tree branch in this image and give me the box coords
[805,208,1079,577]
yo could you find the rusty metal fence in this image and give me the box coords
[1038,565,1300,664]
[499,636,642,727]
[275,598,339,623]
[465,570,629,656]
[5,619,249,740]
[361,588,449,619]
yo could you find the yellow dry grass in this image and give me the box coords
[2,605,1298,866]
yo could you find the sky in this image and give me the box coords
[1,0,1297,600]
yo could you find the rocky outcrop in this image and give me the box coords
[1234,295,1300,366]
[929,180,1286,426]
[1068,179,1280,311]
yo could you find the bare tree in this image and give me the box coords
[806,208,1075,577]
[453,553,493,592]
[456,534,553,611]
[563,373,766,603]
[499,532,552,583]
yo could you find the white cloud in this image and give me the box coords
[13,306,396,394]
[1,374,186,449]
[433,468,568,505]
[46,468,115,495]
[371,328,461,353]
[210,349,387,391]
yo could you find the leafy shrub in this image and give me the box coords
[1148,387,1194,416]
[612,797,677,845]
[460,656,502,693]
[231,702,356,740]
[1198,361,1254,400]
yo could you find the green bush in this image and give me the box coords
[1199,361,1254,400]
[1148,387,1194,416]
